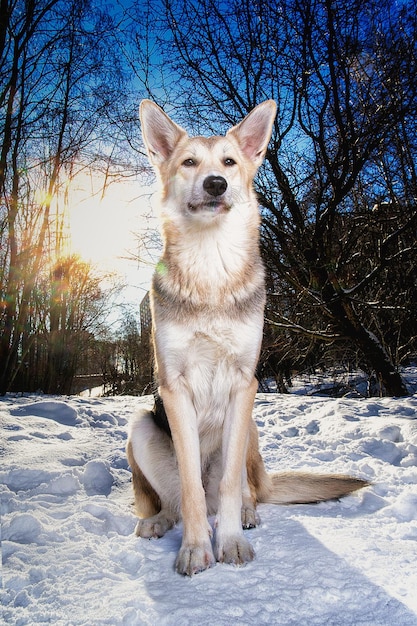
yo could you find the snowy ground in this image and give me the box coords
[2,371,417,625]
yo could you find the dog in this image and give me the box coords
[127,100,368,576]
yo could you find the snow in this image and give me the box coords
[2,372,417,625]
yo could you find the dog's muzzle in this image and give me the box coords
[187,175,231,215]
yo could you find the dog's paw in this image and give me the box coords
[135,512,174,539]
[241,505,260,529]
[215,534,255,566]
[175,542,215,576]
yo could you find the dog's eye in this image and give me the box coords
[224,158,236,166]
[182,158,197,167]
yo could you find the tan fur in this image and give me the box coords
[127,100,368,575]
[126,439,160,518]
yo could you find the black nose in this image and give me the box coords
[203,175,227,197]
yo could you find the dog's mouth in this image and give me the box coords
[187,200,231,215]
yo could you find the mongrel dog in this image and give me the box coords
[127,100,368,576]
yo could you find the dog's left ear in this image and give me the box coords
[227,100,276,167]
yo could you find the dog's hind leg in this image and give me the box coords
[126,437,160,517]
[239,418,268,529]
[242,417,274,529]
[127,409,180,538]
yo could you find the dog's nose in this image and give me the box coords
[203,175,227,197]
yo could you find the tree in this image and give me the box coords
[0,0,132,394]
[12,255,115,394]
[127,0,417,395]
[44,256,110,394]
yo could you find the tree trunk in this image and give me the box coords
[329,296,408,396]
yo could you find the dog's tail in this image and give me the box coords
[247,420,369,505]
[259,471,369,505]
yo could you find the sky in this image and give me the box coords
[68,172,159,312]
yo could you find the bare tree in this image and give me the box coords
[127,0,417,395]
[0,0,132,394]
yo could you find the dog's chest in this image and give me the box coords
[157,314,262,420]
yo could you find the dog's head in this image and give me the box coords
[140,100,276,224]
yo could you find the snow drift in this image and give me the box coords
[1,372,417,625]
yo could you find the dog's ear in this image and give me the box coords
[227,100,276,167]
[140,100,187,165]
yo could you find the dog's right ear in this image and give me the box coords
[140,100,187,165]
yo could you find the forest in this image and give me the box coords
[1,0,416,396]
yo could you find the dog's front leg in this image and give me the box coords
[160,385,215,575]
[214,377,258,566]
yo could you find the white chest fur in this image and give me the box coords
[153,307,264,432]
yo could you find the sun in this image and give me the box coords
[67,172,158,302]
[69,173,135,266]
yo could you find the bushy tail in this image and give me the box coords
[260,472,369,505]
